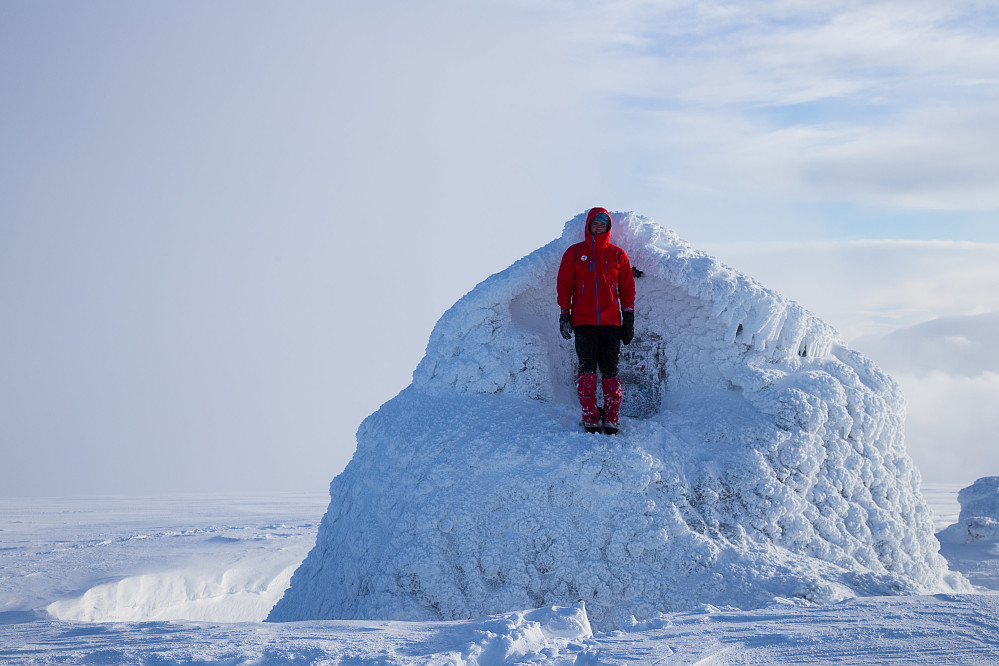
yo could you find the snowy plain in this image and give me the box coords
[1,487,998,664]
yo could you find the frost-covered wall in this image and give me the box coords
[269,212,968,630]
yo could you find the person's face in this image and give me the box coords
[589,217,609,235]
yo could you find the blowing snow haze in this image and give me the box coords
[269,212,969,630]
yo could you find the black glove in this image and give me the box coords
[621,311,635,345]
[559,313,573,340]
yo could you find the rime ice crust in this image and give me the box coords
[939,477,999,543]
[269,212,969,629]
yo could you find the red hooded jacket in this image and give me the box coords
[557,208,636,327]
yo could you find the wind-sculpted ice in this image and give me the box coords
[939,477,999,544]
[269,212,969,630]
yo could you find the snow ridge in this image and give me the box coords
[269,212,968,630]
[46,563,297,623]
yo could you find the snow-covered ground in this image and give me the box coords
[0,494,325,624]
[1,486,997,664]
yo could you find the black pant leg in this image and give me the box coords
[573,325,599,374]
[596,325,621,377]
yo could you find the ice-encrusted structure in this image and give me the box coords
[269,212,968,629]
[939,477,999,544]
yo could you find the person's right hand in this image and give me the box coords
[559,313,572,340]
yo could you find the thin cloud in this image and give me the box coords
[547,0,999,211]
[704,240,999,340]
[894,370,999,485]
[853,311,999,377]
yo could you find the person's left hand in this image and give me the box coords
[621,311,635,345]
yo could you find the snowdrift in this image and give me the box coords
[46,562,296,623]
[269,212,968,629]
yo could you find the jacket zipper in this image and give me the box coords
[590,235,600,324]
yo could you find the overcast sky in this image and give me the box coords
[2,1,998,497]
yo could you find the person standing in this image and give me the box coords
[556,207,636,434]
